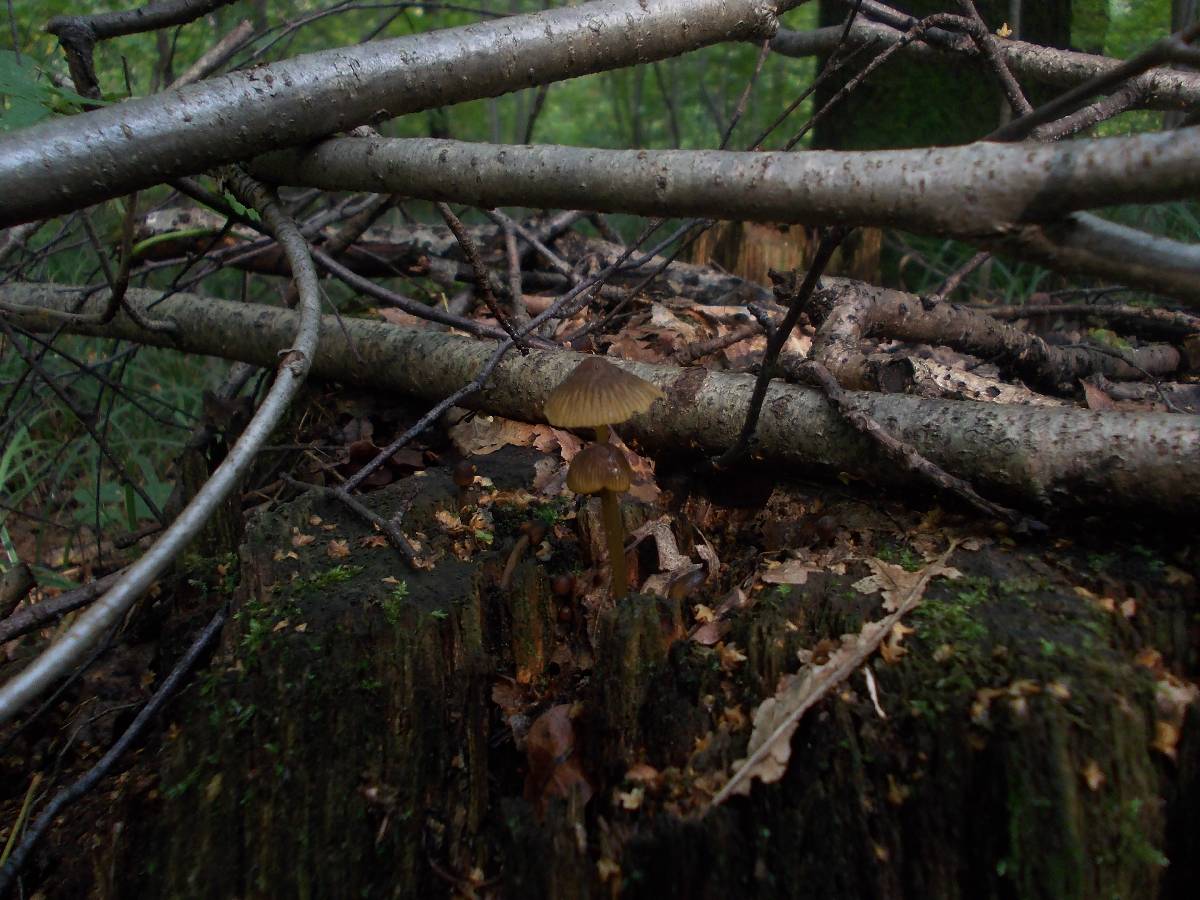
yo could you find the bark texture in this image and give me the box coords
[100,460,1196,899]
[4,282,1199,514]
[0,0,781,226]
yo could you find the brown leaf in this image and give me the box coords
[326,539,351,559]
[853,555,962,613]
[715,542,963,804]
[524,705,594,815]
[291,529,316,548]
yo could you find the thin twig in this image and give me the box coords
[799,359,1041,530]
[282,475,418,568]
[989,18,1200,140]
[717,228,850,468]
[955,0,1032,116]
[0,605,228,896]
[436,202,527,353]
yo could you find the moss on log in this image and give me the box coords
[110,464,1194,899]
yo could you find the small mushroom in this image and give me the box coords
[543,357,664,443]
[545,358,662,600]
[499,520,549,590]
[567,443,634,599]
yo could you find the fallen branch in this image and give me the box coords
[251,132,1200,303]
[5,282,1199,515]
[0,171,323,726]
[0,0,784,225]
[809,278,1184,394]
[769,21,1200,112]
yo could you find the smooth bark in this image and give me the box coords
[0,0,781,226]
[251,132,1200,302]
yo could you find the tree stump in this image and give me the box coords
[109,459,1196,899]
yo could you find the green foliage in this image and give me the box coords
[0,50,104,131]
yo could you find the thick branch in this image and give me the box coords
[770,22,1200,112]
[251,133,1200,302]
[810,278,1183,394]
[0,0,781,226]
[4,282,1198,516]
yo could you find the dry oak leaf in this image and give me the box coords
[715,542,963,804]
[326,539,351,559]
[853,555,962,613]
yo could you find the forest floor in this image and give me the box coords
[1,372,1196,895]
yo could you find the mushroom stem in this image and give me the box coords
[599,488,628,600]
[594,424,609,443]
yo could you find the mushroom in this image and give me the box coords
[542,357,664,445]
[567,443,635,599]
[543,358,663,599]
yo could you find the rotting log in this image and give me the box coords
[101,458,1197,899]
[4,282,1199,515]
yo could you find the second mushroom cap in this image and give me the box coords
[566,443,633,494]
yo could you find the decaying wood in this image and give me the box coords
[93,461,1195,899]
[4,281,1199,515]
[809,279,1186,394]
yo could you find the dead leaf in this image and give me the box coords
[524,705,594,815]
[760,558,817,586]
[1153,720,1181,761]
[291,529,316,548]
[1082,379,1116,410]
[615,786,644,810]
[691,621,729,646]
[715,542,963,804]
[716,642,747,672]
[879,622,914,665]
[326,539,351,559]
[853,555,962,613]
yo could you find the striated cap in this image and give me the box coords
[543,357,664,429]
[566,443,633,495]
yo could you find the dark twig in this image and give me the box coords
[954,0,1032,116]
[0,319,168,525]
[0,605,228,896]
[501,220,529,325]
[339,220,668,493]
[800,359,1042,530]
[282,475,418,568]
[989,18,1200,141]
[436,203,526,352]
[522,82,551,144]
[716,228,850,468]
[677,322,763,365]
[484,209,577,283]
[1030,83,1145,141]
[47,0,237,98]
[930,250,991,303]
[311,249,556,349]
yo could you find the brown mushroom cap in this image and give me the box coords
[543,357,664,429]
[566,443,633,494]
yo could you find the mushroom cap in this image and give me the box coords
[566,443,633,494]
[543,357,664,429]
